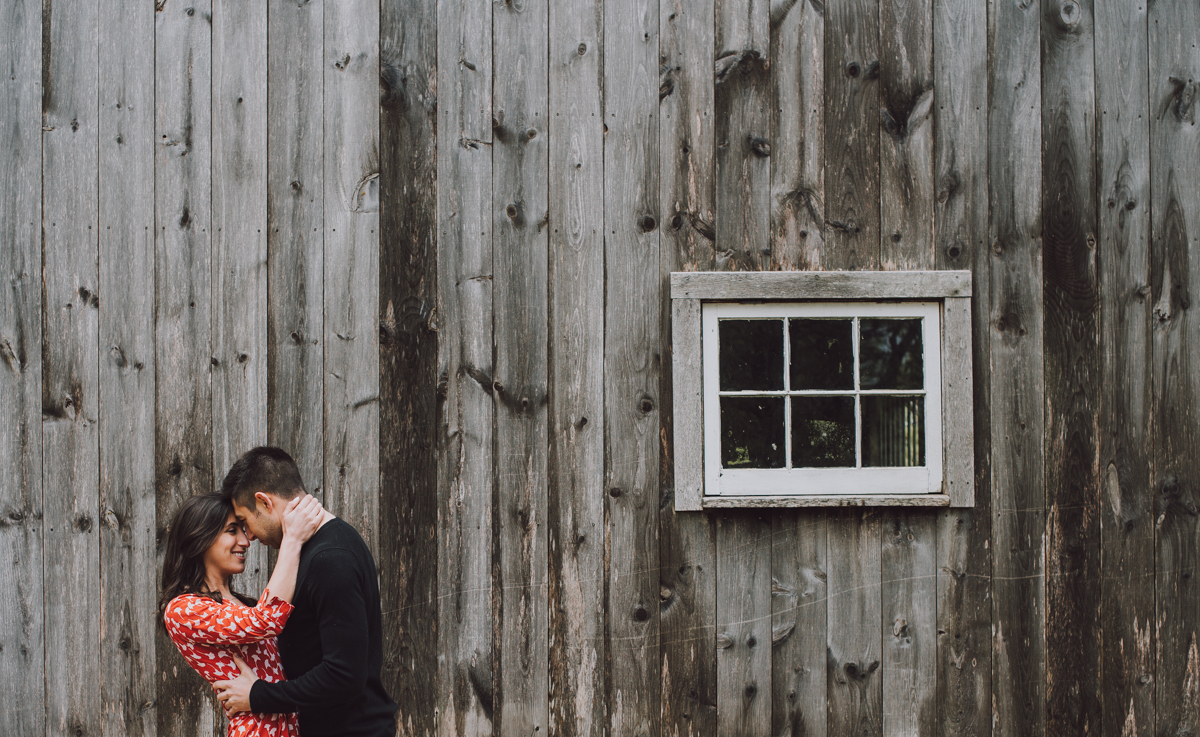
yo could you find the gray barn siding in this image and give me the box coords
[2,1,1196,736]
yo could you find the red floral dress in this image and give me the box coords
[163,588,299,737]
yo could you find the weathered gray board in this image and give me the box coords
[6,1,1200,735]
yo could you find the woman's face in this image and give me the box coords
[202,512,251,582]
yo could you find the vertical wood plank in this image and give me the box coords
[0,0,44,732]
[827,510,883,737]
[714,0,769,270]
[878,0,933,269]
[660,0,716,272]
[266,0,324,500]
[877,7,937,725]
[42,0,101,733]
[769,0,825,269]
[212,0,268,594]
[772,514,827,737]
[823,36,882,729]
[547,0,607,732]
[437,0,494,732]
[323,0,380,551]
[881,513,936,737]
[716,513,772,736]
[669,299,702,512]
[98,0,156,733]
[379,0,439,729]
[492,0,549,732]
[659,0,717,733]
[605,0,662,731]
[1149,2,1200,735]
[988,0,1045,734]
[154,0,219,733]
[933,0,991,732]
[824,0,880,269]
[1094,2,1153,736]
[1041,1,1100,733]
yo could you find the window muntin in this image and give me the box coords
[702,301,943,496]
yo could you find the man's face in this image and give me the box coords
[232,494,285,549]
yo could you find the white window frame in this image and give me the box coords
[702,301,942,498]
[670,270,974,510]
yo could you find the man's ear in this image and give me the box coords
[253,491,275,515]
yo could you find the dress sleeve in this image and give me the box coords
[163,588,295,646]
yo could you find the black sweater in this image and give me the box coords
[249,518,397,736]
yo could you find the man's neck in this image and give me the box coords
[318,510,336,528]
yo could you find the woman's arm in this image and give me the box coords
[262,494,324,604]
[164,593,293,645]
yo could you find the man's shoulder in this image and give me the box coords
[300,519,373,575]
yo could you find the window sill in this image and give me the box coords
[700,494,951,508]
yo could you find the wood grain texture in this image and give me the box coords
[772,513,827,737]
[323,0,380,551]
[881,512,936,737]
[933,0,991,732]
[98,0,156,733]
[436,0,494,732]
[988,0,1045,734]
[670,269,971,299]
[547,0,607,732]
[716,513,771,736]
[1041,1,1100,733]
[942,297,974,507]
[879,0,933,270]
[0,0,44,732]
[492,0,549,732]
[826,510,882,737]
[659,2,718,727]
[154,0,219,733]
[1094,2,1153,735]
[42,0,102,733]
[824,0,880,269]
[379,0,439,730]
[704,495,951,508]
[670,298,702,511]
[660,0,716,273]
[212,0,268,597]
[715,0,770,270]
[605,0,662,731]
[1149,2,1200,735]
[769,0,824,271]
[266,0,324,500]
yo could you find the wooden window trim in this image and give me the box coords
[670,270,974,511]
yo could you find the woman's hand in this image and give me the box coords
[280,494,324,546]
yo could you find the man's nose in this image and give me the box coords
[240,527,254,543]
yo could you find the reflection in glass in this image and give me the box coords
[860,318,924,390]
[719,320,784,391]
[721,397,785,469]
[791,396,855,468]
[789,319,853,390]
[862,396,925,467]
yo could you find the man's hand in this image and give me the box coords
[214,652,259,717]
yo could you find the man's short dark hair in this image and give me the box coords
[221,446,306,510]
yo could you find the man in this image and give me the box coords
[213,446,397,737]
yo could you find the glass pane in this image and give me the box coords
[789,319,854,390]
[720,397,785,469]
[862,396,925,467]
[860,318,924,390]
[719,320,784,391]
[791,396,855,468]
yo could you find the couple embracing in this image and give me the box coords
[159,447,397,737]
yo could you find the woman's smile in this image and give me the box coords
[204,512,252,581]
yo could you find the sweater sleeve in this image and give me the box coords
[249,549,369,713]
[163,589,293,646]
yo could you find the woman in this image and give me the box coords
[160,492,323,737]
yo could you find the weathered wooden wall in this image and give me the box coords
[1,0,1197,735]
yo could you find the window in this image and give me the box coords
[671,271,974,509]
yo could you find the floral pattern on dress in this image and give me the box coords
[164,588,299,737]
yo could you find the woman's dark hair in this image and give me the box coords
[159,493,250,620]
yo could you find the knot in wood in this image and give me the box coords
[633,606,649,622]
[609,487,622,498]
[577,43,587,55]
[640,214,657,232]
[748,136,771,157]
